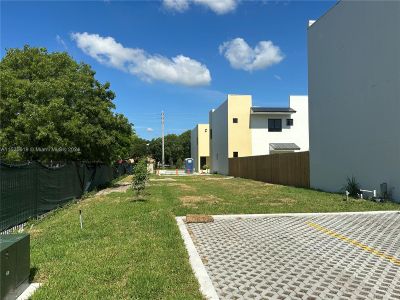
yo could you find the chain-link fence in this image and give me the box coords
[0,161,132,232]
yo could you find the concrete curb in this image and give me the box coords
[176,217,219,300]
[17,283,41,300]
[181,210,399,220]
[176,211,399,221]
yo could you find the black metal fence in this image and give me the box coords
[0,161,132,232]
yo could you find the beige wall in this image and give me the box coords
[227,95,252,159]
[191,124,210,172]
[209,94,252,175]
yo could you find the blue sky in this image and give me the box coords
[1,0,335,140]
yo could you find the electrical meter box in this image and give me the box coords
[0,233,30,300]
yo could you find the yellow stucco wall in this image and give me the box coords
[197,124,210,157]
[191,124,210,172]
[227,95,252,158]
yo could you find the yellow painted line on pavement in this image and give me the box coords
[306,221,400,266]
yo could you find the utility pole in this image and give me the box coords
[161,111,165,168]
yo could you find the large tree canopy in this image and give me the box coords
[0,46,135,163]
[130,136,149,160]
[148,130,191,166]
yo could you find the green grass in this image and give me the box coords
[29,175,399,299]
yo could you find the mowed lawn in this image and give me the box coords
[29,175,400,299]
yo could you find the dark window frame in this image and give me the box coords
[286,118,294,126]
[268,119,282,132]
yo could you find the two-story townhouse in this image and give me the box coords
[207,94,309,175]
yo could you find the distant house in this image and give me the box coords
[190,124,210,172]
[209,94,309,175]
[308,1,400,201]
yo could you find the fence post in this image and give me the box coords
[34,162,39,219]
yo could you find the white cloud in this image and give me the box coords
[146,128,154,132]
[56,35,67,49]
[163,0,238,14]
[71,32,211,86]
[163,0,190,12]
[219,37,284,72]
[274,74,282,80]
[193,0,238,14]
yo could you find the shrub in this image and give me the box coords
[344,176,360,197]
[132,159,149,197]
[202,164,209,170]
[176,158,183,169]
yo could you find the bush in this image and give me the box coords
[168,158,174,168]
[176,158,183,169]
[344,176,360,197]
[202,164,209,170]
[132,159,149,197]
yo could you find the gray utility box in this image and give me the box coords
[0,233,30,300]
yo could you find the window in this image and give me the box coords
[205,128,208,132]
[268,119,282,132]
[233,118,238,123]
[233,152,238,158]
[286,119,294,126]
[210,129,212,139]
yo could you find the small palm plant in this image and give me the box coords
[344,176,360,197]
[132,158,149,198]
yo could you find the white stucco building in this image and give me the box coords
[251,96,309,156]
[209,94,309,175]
[308,1,400,201]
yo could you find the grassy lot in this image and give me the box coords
[29,175,399,299]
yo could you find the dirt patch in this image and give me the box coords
[262,198,296,206]
[95,184,131,196]
[180,195,221,206]
[28,227,43,238]
[186,214,214,223]
[150,178,176,182]
[204,176,234,181]
[118,175,133,183]
[278,197,296,204]
[163,183,196,192]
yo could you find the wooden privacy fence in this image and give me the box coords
[229,151,310,188]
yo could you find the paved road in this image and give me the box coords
[187,212,400,300]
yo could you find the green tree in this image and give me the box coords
[148,138,162,163]
[132,158,149,197]
[168,157,174,167]
[147,130,191,166]
[0,46,135,163]
[176,158,183,169]
[179,130,191,159]
[131,137,149,160]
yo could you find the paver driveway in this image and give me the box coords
[186,212,400,300]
